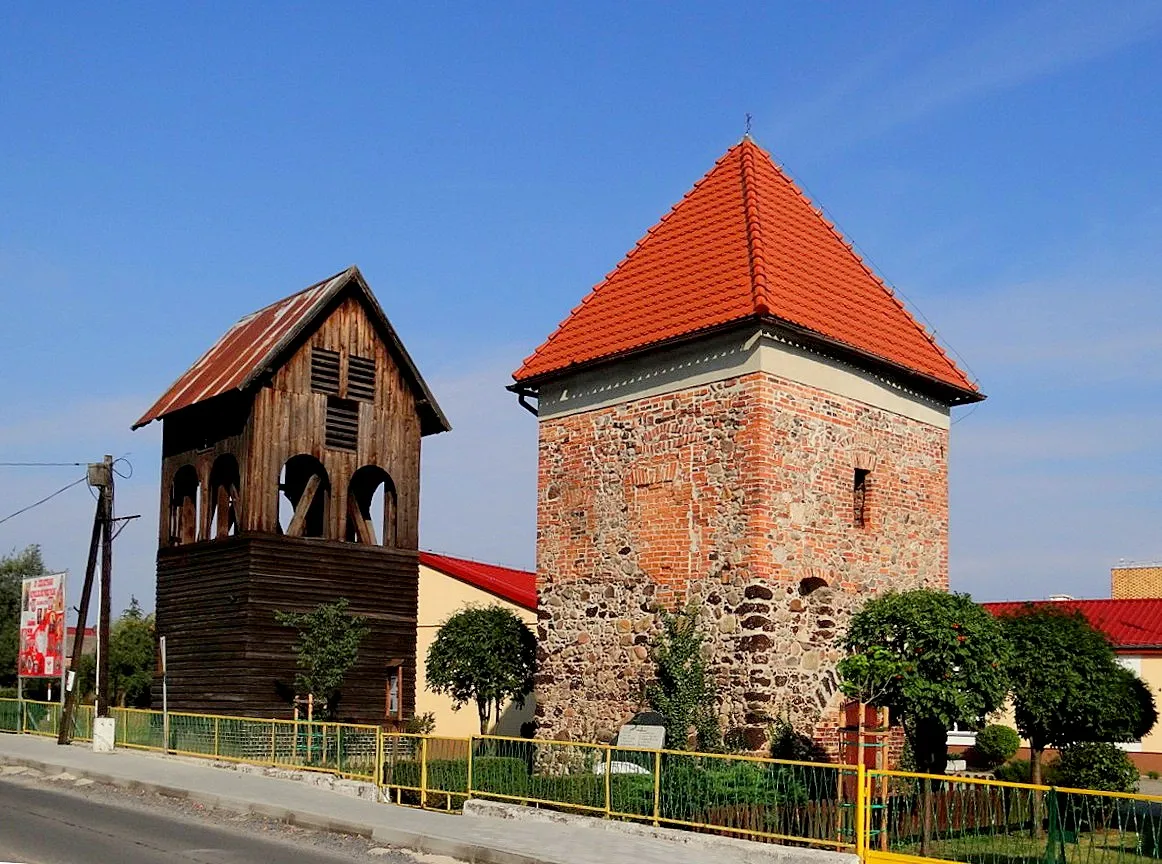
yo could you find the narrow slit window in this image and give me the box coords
[386,661,403,720]
[310,348,341,395]
[853,468,870,528]
[325,397,359,451]
[347,355,376,401]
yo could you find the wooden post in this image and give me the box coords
[58,494,103,745]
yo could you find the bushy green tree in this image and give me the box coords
[645,605,721,752]
[1055,742,1139,793]
[0,546,47,686]
[1000,605,1156,787]
[425,605,536,734]
[839,589,1011,774]
[275,598,369,720]
[972,724,1020,770]
[839,589,1010,855]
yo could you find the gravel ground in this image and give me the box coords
[0,768,463,863]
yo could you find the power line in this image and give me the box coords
[0,461,87,467]
[0,476,87,526]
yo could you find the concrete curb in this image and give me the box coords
[0,751,550,864]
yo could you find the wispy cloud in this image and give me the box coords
[772,1,1162,149]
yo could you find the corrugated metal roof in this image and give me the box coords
[983,598,1162,649]
[133,266,449,435]
[419,551,536,611]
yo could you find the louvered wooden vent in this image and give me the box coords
[311,348,341,395]
[325,397,359,451]
[347,355,376,401]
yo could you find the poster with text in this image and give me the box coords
[18,573,65,678]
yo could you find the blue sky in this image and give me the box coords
[1,1,1160,613]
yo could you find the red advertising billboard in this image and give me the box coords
[18,573,66,679]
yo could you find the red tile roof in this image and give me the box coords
[514,138,979,399]
[983,599,1162,650]
[419,551,537,611]
[134,266,449,435]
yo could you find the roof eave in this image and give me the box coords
[512,314,984,407]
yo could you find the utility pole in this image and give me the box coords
[97,455,113,718]
[58,463,107,744]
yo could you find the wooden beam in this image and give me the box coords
[286,473,321,537]
[215,485,230,539]
[347,496,377,545]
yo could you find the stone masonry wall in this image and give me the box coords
[534,369,949,751]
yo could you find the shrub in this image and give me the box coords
[404,712,436,735]
[973,725,1021,769]
[1054,742,1139,793]
[768,716,830,763]
[1149,771,1160,781]
[993,759,1030,784]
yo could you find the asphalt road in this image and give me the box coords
[0,776,413,864]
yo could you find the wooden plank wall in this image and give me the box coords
[155,538,252,713]
[243,294,423,548]
[156,535,418,723]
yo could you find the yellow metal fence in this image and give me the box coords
[7,698,1162,864]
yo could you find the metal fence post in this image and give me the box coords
[421,737,429,808]
[375,728,385,801]
[855,762,866,858]
[467,736,475,799]
[604,745,613,819]
[652,749,661,826]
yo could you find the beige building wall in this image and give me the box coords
[1112,566,1162,599]
[415,564,538,738]
[955,653,1162,762]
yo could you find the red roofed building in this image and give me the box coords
[513,138,983,751]
[415,552,537,737]
[979,597,1162,768]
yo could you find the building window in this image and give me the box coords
[310,348,341,395]
[853,468,870,528]
[347,355,376,401]
[386,661,403,720]
[325,397,359,451]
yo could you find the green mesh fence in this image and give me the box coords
[869,771,1162,864]
[0,699,20,733]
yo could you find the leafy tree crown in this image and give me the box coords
[425,604,536,734]
[275,598,368,719]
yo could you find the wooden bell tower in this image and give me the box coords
[134,266,449,723]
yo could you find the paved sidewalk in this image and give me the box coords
[0,733,852,864]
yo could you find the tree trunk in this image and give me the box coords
[477,698,489,735]
[921,776,933,857]
[1030,743,1045,838]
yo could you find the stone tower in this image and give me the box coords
[510,139,983,750]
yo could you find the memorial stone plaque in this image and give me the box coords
[616,723,666,750]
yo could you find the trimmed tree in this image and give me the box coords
[838,589,1010,855]
[645,605,721,752]
[425,605,536,734]
[1000,604,1157,787]
[275,598,369,720]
